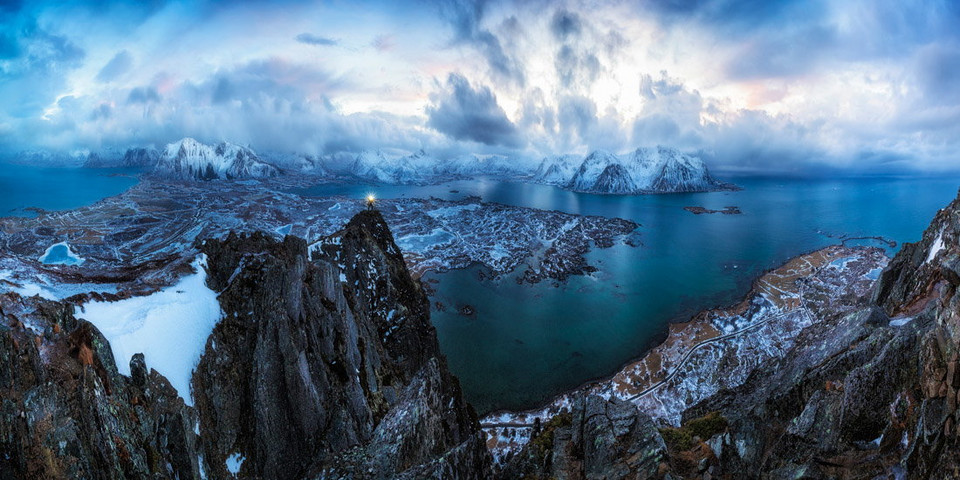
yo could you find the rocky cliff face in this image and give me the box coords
[0,209,490,479]
[498,190,960,479]
[498,396,669,479]
[192,211,490,479]
[0,296,202,479]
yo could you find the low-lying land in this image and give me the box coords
[0,178,639,300]
[683,206,742,215]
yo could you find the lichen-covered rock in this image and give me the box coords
[0,296,200,479]
[498,395,670,479]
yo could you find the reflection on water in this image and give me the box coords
[303,176,960,414]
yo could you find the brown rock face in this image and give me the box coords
[0,297,201,480]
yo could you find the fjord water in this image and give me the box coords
[300,177,960,414]
[0,161,140,216]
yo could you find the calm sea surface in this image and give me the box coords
[0,161,140,216]
[297,176,960,414]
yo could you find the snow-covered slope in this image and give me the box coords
[558,146,733,194]
[349,150,428,184]
[568,150,622,192]
[155,138,279,180]
[259,152,328,174]
[348,149,531,184]
[534,154,581,185]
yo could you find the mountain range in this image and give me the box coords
[536,146,737,194]
[11,140,734,193]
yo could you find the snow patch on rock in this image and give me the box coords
[925,230,945,264]
[74,255,223,405]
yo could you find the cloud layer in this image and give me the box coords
[0,0,958,174]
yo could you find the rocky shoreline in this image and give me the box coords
[483,190,960,478]
[481,244,888,463]
[683,206,742,215]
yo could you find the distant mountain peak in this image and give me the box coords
[155,138,279,181]
[537,146,734,194]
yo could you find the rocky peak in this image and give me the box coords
[594,163,638,194]
[192,209,489,479]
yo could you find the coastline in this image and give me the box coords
[480,243,890,462]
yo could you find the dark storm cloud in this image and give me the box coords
[633,71,706,148]
[189,58,346,107]
[295,33,338,46]
[90,103,112,120]
[96,50,133,82]
[437,0,525,86]
[550,10,582,40]
[557,94,596,139]
[639,71,687,99]
[644,0,817,33]
[426,73,521,147]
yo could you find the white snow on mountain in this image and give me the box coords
[74,256,223,406]
[155,138,280,180]
[543,146,731,194]
[259,152,329,175]
[533,154,582,186]
[348,149,529,184]
[349,150,428,184]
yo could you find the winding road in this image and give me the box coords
[480,306,801,429]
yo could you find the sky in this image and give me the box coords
[1,0,959,174]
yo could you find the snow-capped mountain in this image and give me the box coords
[443,154,527,177]
[155,138,279,180]
[348,149,531,184]
[82,147,158,168]
[551,146,734,194]
[259,152,328,175]
[120,147,161,168]
[533,154,581,186]
[349,150,429,184]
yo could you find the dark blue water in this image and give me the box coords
[0,161,140,217]
[297,177,960,414]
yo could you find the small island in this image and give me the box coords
[684,206,742,215]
